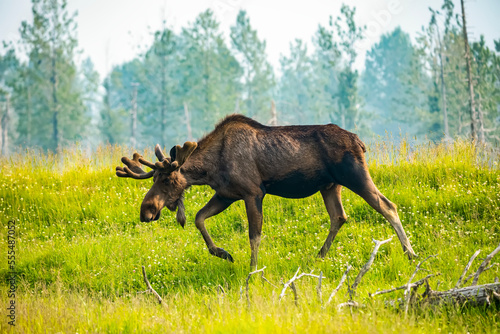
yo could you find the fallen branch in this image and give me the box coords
[326,263,352,306]
[493,291,500,301]
[463,263,498,286]
[260,271,278,289]
[141,266,163,304]
[290,282,298,306]
[338,300,360,309]
[279,267,322,303]
[246,266,274,308]
[472,243,500,286]
[455,250,481,288]
[316,271,323,304]
[217,284,225,304]
[370,273,441,297]
[351,238,392,293]
[404,255,436,314]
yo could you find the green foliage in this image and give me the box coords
[1,0,499,150]
[409,0,500,142]
[12,0,92,150]
[230,10,275,121]
[277,39,315,124]
[104,10,242,147]
[0,141,499,332]
[180,10,242,135]
[471,36,500,143]
[312,5,367,133]
[361,27,424,136]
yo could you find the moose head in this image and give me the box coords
[116,142,197,226]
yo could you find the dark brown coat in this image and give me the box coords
[117,114,417,267]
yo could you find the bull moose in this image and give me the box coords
[116,114,417,267]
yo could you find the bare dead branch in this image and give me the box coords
[317,271,323,304]
[217,284,225,304]
[351,238,392,293]
[326,263,352,306]
[246,266,268,308]
[337,301,360,309]
[472,243,500,286]
[370,273,441,297]
[455,250,481,288]
[279,267,301,302]
[407,255,436,286]
[405,254,437,314]
[291,282,298,306]
[492,291,500,301]
[463,263,498,285]
[260,270,278,289]
[279,267,322,302]
[141,266,163,305]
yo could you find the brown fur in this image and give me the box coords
[117,114,417,267]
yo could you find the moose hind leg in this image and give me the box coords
[195,194,235,262]
[318,184,347,258]
[355,180,417,259]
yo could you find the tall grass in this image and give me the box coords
[0,139,499,333]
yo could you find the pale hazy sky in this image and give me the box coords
[1,0,499,78]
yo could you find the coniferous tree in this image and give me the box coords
[16,0,88,150]
[471,36,500,143]
[311,26,341,125]
[278,39,314,125]
[416,0,470,140]
[361,27,422,136]
[142,26,176,145]
[230,10,275,121]
[180,10,241,136]
[316,4,366,132]
[0,45,20,153]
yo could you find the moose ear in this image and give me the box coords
[176,197,186,228]
[169,145,177,162]
[171,141,198,166]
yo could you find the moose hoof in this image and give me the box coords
[407,251,418,260]
[209,247,234,263]
[317,247,329,259]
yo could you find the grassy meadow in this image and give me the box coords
[1,140,499,333]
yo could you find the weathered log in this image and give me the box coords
[423,282,500,306]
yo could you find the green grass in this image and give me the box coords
[1,140,499,333]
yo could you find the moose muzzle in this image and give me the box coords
[140,201,162,222]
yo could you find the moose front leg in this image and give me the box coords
[244,194,264,269]
[195,194,235,262]
[318,184,347,258]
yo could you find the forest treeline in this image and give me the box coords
[0,0,499,153]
